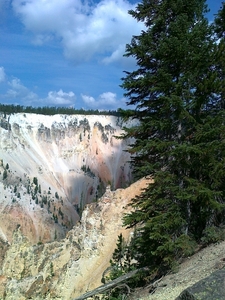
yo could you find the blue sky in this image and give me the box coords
[0,0,223,110]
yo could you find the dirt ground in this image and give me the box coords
[129,240,225,300]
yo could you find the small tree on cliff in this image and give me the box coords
[3,170,7,180]
[120,0,225,275]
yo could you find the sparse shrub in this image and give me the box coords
[50,262,54,277]
[3,170,7,180]
[81,165,86,172]
[42,195,47,205]
[175,234,198,258]
[27,184,31,194]
[201,226,225,246]
[59,207,64,219]
[101,132,108,144]
[33,177,38,186]
[53,214,58,223]
[81,165,95,178]
[34,185,38,195]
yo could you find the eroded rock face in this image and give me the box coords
[0,178,151,300]
[0,113,133,244]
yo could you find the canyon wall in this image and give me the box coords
[0,113,133,244]
[0,178,150,300]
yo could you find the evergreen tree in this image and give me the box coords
[109,234,129,279]
[33,177,38,186]
[121,0,225,276]
[214,2,225,39]
[214,2,225,108]
[102,234,137,299]
[3,170,7,180]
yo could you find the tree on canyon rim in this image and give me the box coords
[120,0,225,276]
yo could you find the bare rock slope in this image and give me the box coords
[0,177,151,300]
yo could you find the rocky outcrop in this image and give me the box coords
[176,268,225,300]
[0,113,134,244]
[0,177,151,300]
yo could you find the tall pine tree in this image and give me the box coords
[121,0,225,276]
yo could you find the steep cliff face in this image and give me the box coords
[0,113,133,244]
[0,178,151,300]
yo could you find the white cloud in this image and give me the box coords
[32,34,54,46]
[102,44,125,65]
[81,94,96,106]
[82,92,125,109]
[0,67,6,82]
[12,0,143,64]
[45,89,76,106]
[0,74,75,107]
[7,78,38,102]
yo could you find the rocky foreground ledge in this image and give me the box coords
[132,240,225,300]
[176,268,225,299]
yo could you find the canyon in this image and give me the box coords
[0,112,224,300]
[0,175,150,300]
[0,113,133,244]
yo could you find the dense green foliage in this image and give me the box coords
[0,103,120,116]
[119,0,225,278]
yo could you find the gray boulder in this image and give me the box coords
[176,268,225,300]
